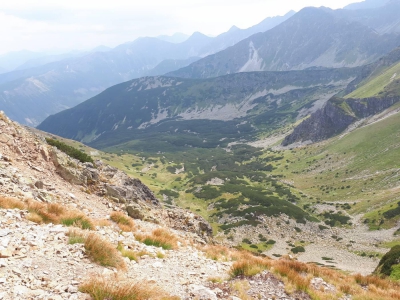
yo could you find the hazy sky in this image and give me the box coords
[0,0,363,54]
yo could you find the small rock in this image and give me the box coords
[0,230,10,237]
[34,181,44,189]
[0,249,13,258]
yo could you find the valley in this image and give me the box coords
[2,1,400,299]
[42,98,400,275]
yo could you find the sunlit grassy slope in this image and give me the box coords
[345,61,400,98]
[277,103,400,229]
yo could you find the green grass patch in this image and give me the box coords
[46,138,94,163]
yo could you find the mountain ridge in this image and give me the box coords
[169,6,400,79]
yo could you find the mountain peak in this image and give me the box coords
[228,25,240,32]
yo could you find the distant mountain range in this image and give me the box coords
[0,11,295,125]
[344,0,389,10]
[156,33,190,44]
[169,4,400,78]
[0,50,45,71]
[338,0,400,34]
[3,1,400,126]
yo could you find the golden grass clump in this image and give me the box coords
[135,228,178,250]
[26,212,44,224]
[24,200,94,230]
[117,242,139,262]
[79,274,179,300]
[93,219,112,227]
[0,196,26,210]
[230,253,271,277]
[110,211,135,232]
[0,197,94,230]
[67,228,87,245]
[201,245,232,261]
[84,233,126,270]
[230,280,252,300]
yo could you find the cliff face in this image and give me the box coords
[282,96,399,146]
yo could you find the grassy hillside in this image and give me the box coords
[346,61,400,98]
[277,103,400,230]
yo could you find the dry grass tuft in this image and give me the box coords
[353,273,389,290]
[117,242,139,262]
[201,245,232,261]
[110,211,135,232]
[84,233,126,270]
[0,196,26,210]
[230,280,252,300]
[60,211,94,230]
[136,228,178,250]
[0,197,94,230]
[201,243,400,299]
[93,219,112,227]
[79,274,179,300]
[26,212,44,224]
[23,199,95,230]
[230,253,270,277]
[67,229,87,244]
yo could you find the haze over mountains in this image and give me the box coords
[0,11,294,126]
[1,0,400,128]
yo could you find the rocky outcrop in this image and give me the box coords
[160,208,213,243]
[50,149,88,185]
[282,96,399,145]
[97,163,159,207]
[47,145,160,208]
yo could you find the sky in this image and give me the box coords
[0,0,363,55]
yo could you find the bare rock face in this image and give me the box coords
[158,208,213,242]
[49,148,88,185]
[99,163,159,207]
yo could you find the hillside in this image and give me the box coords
[283,48,400,145]
[37,68,359,151]
[169,5,400,79]
[3,113,400,299]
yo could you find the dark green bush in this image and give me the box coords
[291,246,305,254]
[383,202,400,219]
[159,189,179,198]
[46,138,93,163]
[374,245,400,277]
